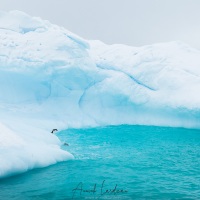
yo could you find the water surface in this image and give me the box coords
[0,125,200,199]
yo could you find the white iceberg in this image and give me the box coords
[0,10,200,178]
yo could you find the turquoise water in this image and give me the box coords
[0,125,200,200]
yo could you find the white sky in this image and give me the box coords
[0,0,200,48]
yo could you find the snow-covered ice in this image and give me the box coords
[0,10,200,178]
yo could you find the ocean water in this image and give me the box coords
[0,125,200,200]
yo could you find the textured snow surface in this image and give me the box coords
[0,11,200,178]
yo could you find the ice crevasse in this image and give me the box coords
[0,10,200,178]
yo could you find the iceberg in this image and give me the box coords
[0,10,200,178]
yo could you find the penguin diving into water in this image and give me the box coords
[51,129,58,134]
[51,129,69,146]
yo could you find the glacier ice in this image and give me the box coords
[0,10,200,178]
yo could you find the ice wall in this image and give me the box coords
[0,10,200,178]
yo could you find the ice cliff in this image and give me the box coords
[0,11,200,178]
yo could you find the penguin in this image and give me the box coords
[51,129,58,134]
